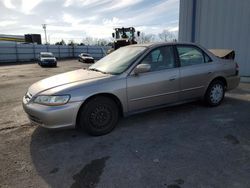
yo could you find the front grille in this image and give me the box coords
[45,60,55,63]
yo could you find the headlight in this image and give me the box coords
[33,95,70,106]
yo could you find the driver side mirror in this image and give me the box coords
[137,31,140,37]
[134,64,151,75]
[112,33,115,38]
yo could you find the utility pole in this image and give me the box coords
[42,24,47,44]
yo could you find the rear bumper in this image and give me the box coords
[226,75,240,90]
[23,98,82,129]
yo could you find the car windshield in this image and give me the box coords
[41,54,54,57]
[81,54,89,57]
[89,46,146,74]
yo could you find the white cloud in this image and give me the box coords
[63,0,110,7]
[102,17,123,27]
[63,0,73,7]
[62,13,78,24]
[103,0,143,11]
[125,0,179,25]
[0,0,179,42]
[2,0,16,9]
[2,0,43,14]
[45,18,58,24]
[0,20,17,27]
[168,26,178,32]
[64,0,143,11]
[21,0,43,14]
[62,13,99,28]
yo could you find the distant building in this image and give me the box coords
[24,34,42,44]
[0,34,41,44]
[0,34,25,43]
[179,0,250,76]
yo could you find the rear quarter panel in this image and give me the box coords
[204,58,238,92]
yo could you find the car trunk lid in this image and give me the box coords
[208,49,235,60]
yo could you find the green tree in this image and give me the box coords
[55,39,66,45]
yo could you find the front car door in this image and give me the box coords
[176,45,215,101]
[126,45,180,113]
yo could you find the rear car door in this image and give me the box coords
[126,45,180,112]
[176,45,215,100]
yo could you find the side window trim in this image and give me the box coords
[203,51,212,63]
[173,45,180,67]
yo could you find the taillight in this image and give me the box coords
[235,63,239,75]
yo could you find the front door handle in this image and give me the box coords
[169,76,177,81]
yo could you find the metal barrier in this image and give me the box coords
[0,42,110,63]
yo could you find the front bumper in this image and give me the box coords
[22,97,82,129]
[40,60,57,66]
[78,58,94,63]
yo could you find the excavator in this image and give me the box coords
[107,27,140,54]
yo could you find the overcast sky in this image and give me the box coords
[0,0,179,43]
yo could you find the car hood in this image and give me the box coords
[80,56,93,59]
[41,57,56,60]
[28,69,110,95]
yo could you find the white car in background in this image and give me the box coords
[78,53,94,63]
[38,52,57,67]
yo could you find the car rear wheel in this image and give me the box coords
[78,96,119,136]
[205,80,225,106]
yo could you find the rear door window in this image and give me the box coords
[177,46,206,67]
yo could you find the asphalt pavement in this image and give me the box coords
[0,60,250,188]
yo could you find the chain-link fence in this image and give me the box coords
[0,42,110,63]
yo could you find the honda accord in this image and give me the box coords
[23,43,240,136]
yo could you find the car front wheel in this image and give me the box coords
[205,80,225,106]
[78,96,119,136]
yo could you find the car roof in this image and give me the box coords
[130,42,197,48]
[40,52,53,55]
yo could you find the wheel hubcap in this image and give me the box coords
[210,84,223,104]
[89,105,111,129]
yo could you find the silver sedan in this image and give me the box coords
[23,43,240,136]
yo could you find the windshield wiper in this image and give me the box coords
[88,68,110,74]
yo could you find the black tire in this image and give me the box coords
[205,80,225,106]
[78,96,119,136]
